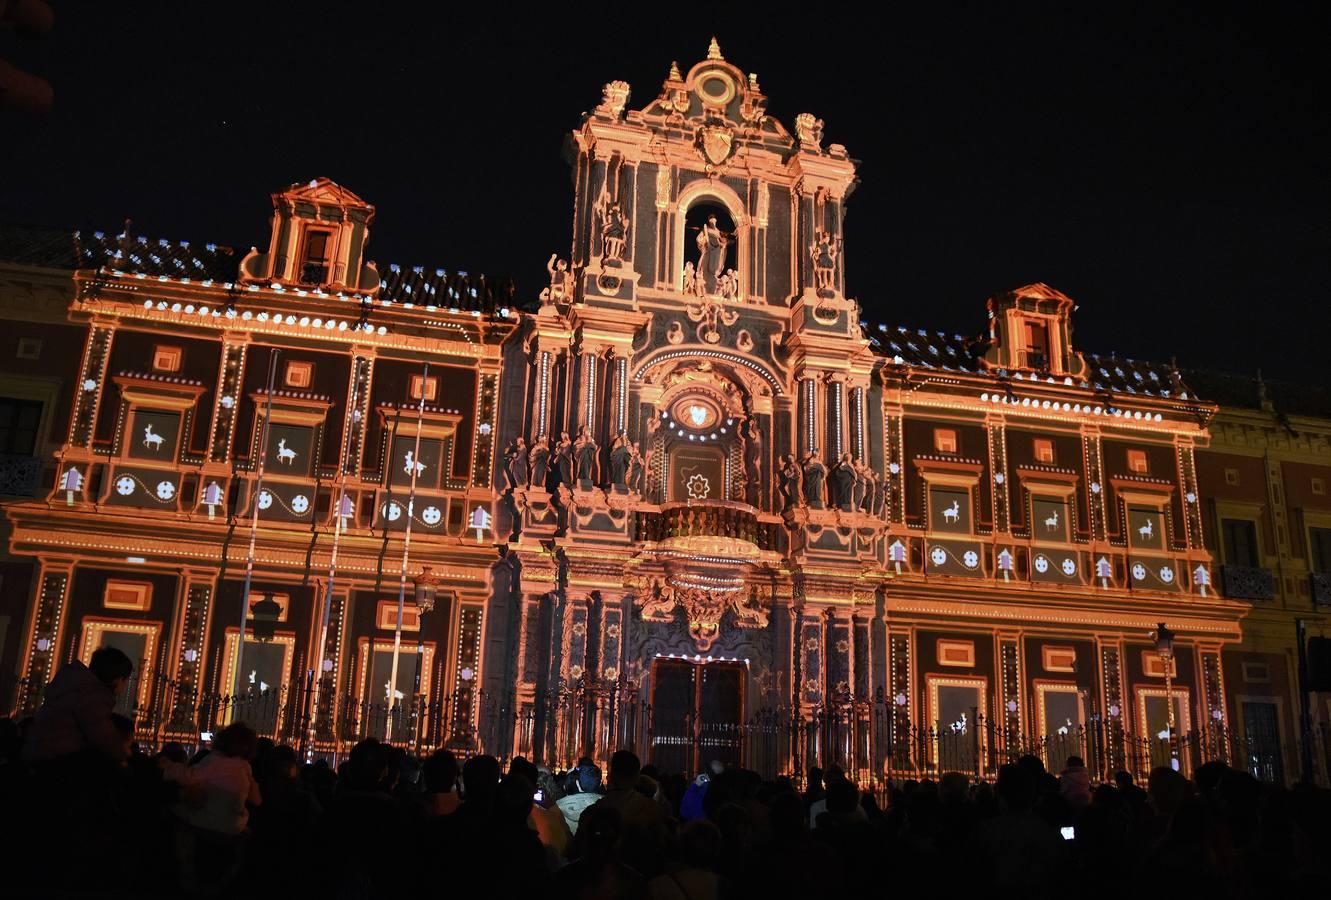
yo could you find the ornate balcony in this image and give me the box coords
[635,500,781,554]
[1220,564,1276,601]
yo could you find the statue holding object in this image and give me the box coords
[609,430,632,488]
[528,435,551,489]
[778,453,803,512]
[574,425,599,485]
[554,431,575,488]
[802,452,827,509]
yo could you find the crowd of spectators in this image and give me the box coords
[1,647,1328,898]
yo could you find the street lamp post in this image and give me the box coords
[1154,622,1177,770]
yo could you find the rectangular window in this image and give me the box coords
[152,345,182,373]
[1023,320,1049,370]
[934,428,958,454]
[1142,651,1177,678]
[0,397,42,456]
[937,639,976,667]
[376,600,421,632]
[104,580,152,611]
[1127,449,1149,474]
[409,375,439,402]
[1222,518,1260,567]
[16,337,42,360]
[1042,646,1077,673]
[1225,467,1240,486]
[1309,527,1331,573]
[1240,661,1271,683]
[285,361,313,389]
[300,229,333,284]
[1033,438,1056,464]
[1313,477,1326,496]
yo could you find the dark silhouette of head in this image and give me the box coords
[344,738,391,791]
[462,754,502,807]
[423,749,458,794]
[608,749,641,790]
[679,819,723,869]
[212,721,258,760]
[509,755,539,787]
[89,645,133,692]
[575,763,602,794]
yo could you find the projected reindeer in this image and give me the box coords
[1044,508,1060,532]
[942,500,961,524]
[1138,518,1155,542]
[403,450,427,477]
[276,438,297,465]
[142,423,164,452]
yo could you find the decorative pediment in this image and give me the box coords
[638,576,768,652]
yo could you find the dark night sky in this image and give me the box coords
[3,3,1327,382]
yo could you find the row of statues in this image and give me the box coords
[778,450,886,517]
[503,428,648,494]
[503,426,886,518]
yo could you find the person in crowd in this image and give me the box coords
[1059,754,1093,808]
[592,750,663,876]
[22,644,133,766]
[649,819,725,900]
[681,771,711,821]
[512,755,572,862]
[421,747,460,816]
[170,721,262,891]
[558,761,604,834]
[554,803,648,900]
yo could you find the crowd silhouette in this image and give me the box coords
[1,649,1327,898]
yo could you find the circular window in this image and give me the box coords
[669,396,722,432]
[696,70,735,105]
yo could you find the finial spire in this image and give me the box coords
[668,60,682,81]
[708,37,723,60]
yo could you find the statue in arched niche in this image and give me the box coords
[528,435,550,489]
[778,453,803,512]
[741,417,763,507]
[609,430,631,488]
[574,426,599,485]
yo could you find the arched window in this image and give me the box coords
[684,201,738,296]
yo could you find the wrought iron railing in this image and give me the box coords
[1310,572,1331,607]
[1220,564,1277,601]
[0,453,42,496]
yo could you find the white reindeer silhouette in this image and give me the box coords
[1044,508,1060,532]
[403,450,427,477]
[1057,717,1072,735]
[276,438,297,465]
[384,681,404,702]
[1138,519,1154,541]
[942,500,961,524]
[247,670,270,693]
[950,712,968,734]
[142,423,164,451]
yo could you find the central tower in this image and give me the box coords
[492,40,883,770]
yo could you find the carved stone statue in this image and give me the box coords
[598,80,631,119]
[871,466,887,518]
[858,461,876,514]
[628,441,645,494]
[574,426,599,485]
[718,268,739,300]
[682,261,698,296]
[503,437,527,492]
[528,435,550,489]
[831,453,856,512]
[794,113,824,151]
[694,214,730,295]
[609,431,631,488]
[742,417,763,507]
[554,431,574,488]
[600,198,628,263]
[802,452,826,509]
[810,230,840,294]
[851,457,868,512]
[539,254,568,307]
[778,453,803,512]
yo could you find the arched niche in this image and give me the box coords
[672,180,748,298]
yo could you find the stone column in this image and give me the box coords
[206,335,249,464]
[313,586,350,744]
[1084,431,1108,542]
[1098,638,1126,775]
[989,419,1010,533]
[554,594,591,767]
[998,633,1023,756]
[166,569,218,736]
[448,604,485,749]
[68,323,115,449]
[18,558,75,715]
[825,375,847,462]
[888,628,914,771]
[798,373,821,458]
[1176,440,1205,551]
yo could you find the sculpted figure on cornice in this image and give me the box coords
[540,254,570,309]
[528,435,550,489]
[802,452,827,509]
[830,453,856,512]
[628,441,646,495]
[554,432,575,488]
[778,453,803,513]
[609,430,631,488]
[811,230,841,295]
[502,437,527,492]
[575,426,600,485]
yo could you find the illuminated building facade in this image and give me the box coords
[1,42,1321,783]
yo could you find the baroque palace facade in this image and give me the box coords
[1,42,1326,783]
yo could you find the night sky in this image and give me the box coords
[2,3,1326,382]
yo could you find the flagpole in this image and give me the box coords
[234,349,280,703]
[308,359,363,751]
[386,361,428,742]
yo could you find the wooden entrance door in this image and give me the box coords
[650,659,745,775]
